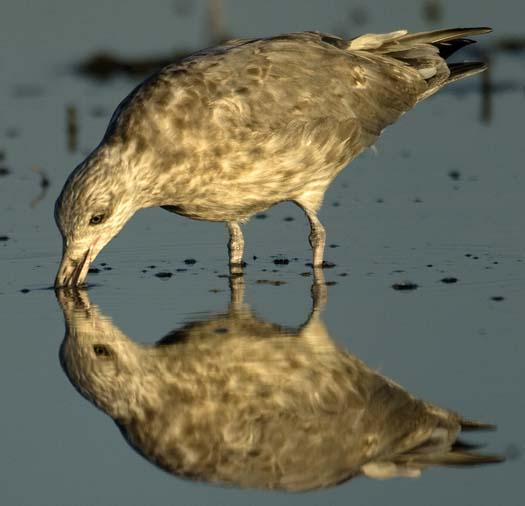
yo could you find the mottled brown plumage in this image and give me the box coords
[55,27,491,286]
[57,283,502,490]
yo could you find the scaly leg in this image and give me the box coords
[304,209,326,267]
[227,222,244,266]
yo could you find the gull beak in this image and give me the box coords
[55,247,92,288]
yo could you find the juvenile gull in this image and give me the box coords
[55,27,491,286]
[57,284,502,489]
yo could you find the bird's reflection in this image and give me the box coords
[57,278,502,491]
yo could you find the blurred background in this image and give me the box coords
[0,1,523,505]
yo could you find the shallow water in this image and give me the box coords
[1,1,524,505]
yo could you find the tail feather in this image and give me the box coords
[348,27,492,101]
[399,27,492,44]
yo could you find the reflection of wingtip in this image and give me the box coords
[460,418,497,432]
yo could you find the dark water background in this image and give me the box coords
[1,0,524,504]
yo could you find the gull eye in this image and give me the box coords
[89,214,105,225]
[93,344,113,358]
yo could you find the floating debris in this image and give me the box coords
[496,37,525,52]
[256,279,287,286]
[392,281,419,291]
[480,55,492,124]
[12,84,44,98]
[422,0,443,23]
[30,166,50,208]
[155,271,173,278]
[349,6,369,26]
[441,277,458,284]
[5,127,19,138]
[66,105,78,152]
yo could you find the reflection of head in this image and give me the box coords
[57,289,503,491]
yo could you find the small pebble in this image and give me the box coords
[392,281,419,291]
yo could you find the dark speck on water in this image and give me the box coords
[392,281,419,291]
[283,216,295,222]
[426,264,434,267]
[376,198,384,203]
[0,235,9,241]
[339,272,349,277]
[103,267,112,271]
[20,288,30,294]
[491,296,505,301]
[176,268,188,272]
[255,213,267,220]
[448,170,462,181]
[155,271,173,279]
[325,281,337,286]
[300,272,312,277]
[100,262,107,266]
[88,268,101,274]
[184,258,197,265]
[441,277,458,284]
[329,244,339,248]
[273,258,289,265]
[0,166,10,176]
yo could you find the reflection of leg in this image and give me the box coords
[311,267,327,312]
[305,210,326,267]
[227,222,244,266]
[229,271,245,313]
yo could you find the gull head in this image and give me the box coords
[54,153,136,287]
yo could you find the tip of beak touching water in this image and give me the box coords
[55,248,92,288]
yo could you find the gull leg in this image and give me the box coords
[304,210,326,268]
[227,221,244,266]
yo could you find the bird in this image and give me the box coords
[54,27,491,287]
[57,282,502,490]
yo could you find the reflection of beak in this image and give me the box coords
[55,248,92,288]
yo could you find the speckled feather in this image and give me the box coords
[54,28,491,285]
